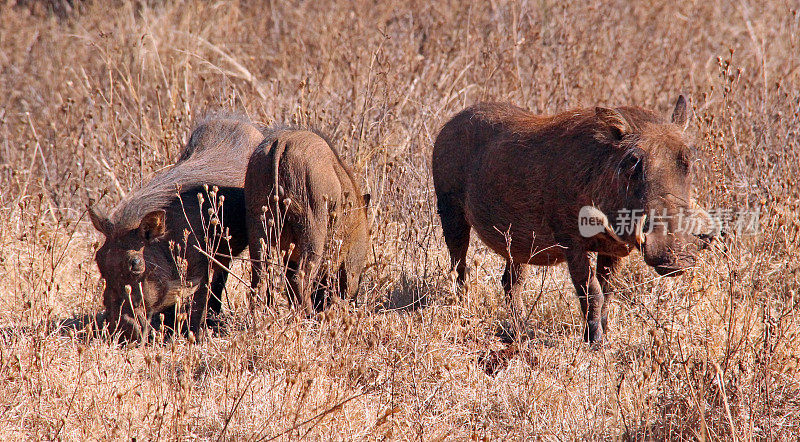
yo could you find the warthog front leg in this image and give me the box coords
[502,260,529,337]
[335,264,358,305]
[563,245,605,343]
[189,256,230,335]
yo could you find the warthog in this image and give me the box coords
[245,129,371,315]
[432,97,716,343]
[89,115,265,340]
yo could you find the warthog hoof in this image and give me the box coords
[585,320,604,344]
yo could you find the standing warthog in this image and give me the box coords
[89,116,265,340]
[432,97,717,343]
[245,129,371,316]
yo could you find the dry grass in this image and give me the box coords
[1,0,799,439]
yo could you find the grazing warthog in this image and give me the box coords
[89,116,265,340]
[245,129,371,316]
[432,97,716,343]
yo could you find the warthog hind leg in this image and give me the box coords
[437,192,471,285]
[596,254,622,336]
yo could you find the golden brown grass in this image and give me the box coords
[1,0,799,439]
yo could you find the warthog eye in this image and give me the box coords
[677,151,691,175]
[619,147,645,182]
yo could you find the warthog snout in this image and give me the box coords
[639,202,719,276]
[114,309,152,341]
[127,255,145,275]
[645,251,696,276]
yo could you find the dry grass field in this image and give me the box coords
[1,0,799,439]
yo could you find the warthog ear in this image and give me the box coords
[671,95,688,129]
[362,193,371,208]
[88,202,113,237]
[595,107,631,140]
[138,210,167,242]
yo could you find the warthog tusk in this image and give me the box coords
[635,214,648,246]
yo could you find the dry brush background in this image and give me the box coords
[0,0,799,440]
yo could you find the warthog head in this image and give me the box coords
[594,96,719,275]
[89,205,186,340]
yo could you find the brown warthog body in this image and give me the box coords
[89,116,265,340]
[433,98,714,343]
[246,129,370,315]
